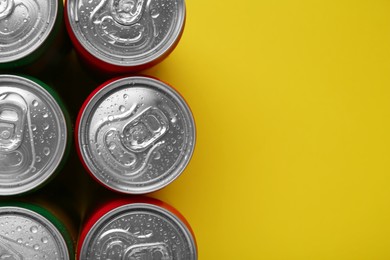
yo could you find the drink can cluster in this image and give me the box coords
[0,0,197,259]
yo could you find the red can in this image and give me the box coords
[65,0,186,74]
[77,197,197,260]
[75,76,196,194]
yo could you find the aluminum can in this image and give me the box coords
[65,0,186,74]
[0,203,75,259]
[76,76,195,194]
[0,75,71,196]
[0,0,65,70]
[78,197,197,260]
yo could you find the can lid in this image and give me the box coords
[78,76,195,194]
[0,75,68,195]
[0,0,58,63]
[0,206,70,259]
[67,0,185,67]
[80,203,197,260]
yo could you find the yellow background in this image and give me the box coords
[145,0,390,259]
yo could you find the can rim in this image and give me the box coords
[79,202,197,260]
[66,0,186,67]
[0,0,59,63]
[0,74,68,195]
[0,206,70,260]
[77,76,196,194]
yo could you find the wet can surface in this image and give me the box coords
[78,198,197,260]
[65,0,186,74]
[0,0,64,69]
[0,203,74,259]
[0,75,70,196]
[76,76,195,194]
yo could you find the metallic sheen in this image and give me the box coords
[80,203,197,260]
[78,76,195,194]
[67,0,185,66]
[0,207,69,259]
[0,75,68,195]
[0,0,58,63]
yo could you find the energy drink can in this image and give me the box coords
[78,197,197,260]
[0,0,66,70]
[76,76,195,194]
[65,0,186,74]
[0,203,75,259]
[0,75,71,196]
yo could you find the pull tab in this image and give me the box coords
[0,93,27,153]
[124,242,172,260]
[121,107,169,153]
[110,0,145,26]
[0,0,14,20]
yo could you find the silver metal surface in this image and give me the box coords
[78,76,195,194]
[80,203,197,260]
[0,0,58,63]
[67,0,185,66]
[0,75,67,195]
[0,206,69,259]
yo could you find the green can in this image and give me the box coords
[0,202,75,259]
[0,0,66,70]
[0,74,71,196]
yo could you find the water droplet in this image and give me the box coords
[41,236,48,244]
[36,156,41,162]
[17,238,23,243]
[43,147,50,156]
[32,100,38,107]
[123,94,128,99]
[108,115,114,121]
[33,244,39,250]
[154,151,161,160]
[43,123,49,130]
[30,226,38,233]
[167,146,173,152]
[119,105,126,112]
[151,9,160,18]
[16,226,21,231]
[31,124,37,131]
[171,117,177,123]
[108,142,116,150]
[43,112,48,118]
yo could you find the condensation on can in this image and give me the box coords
[0,75,71,196]
[76,76,196,194]
[0,203,75,260]
[78,197,197,260]
[0,0,65,70]
[65,0,186,74]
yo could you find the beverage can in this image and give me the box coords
[78,197,197,260]
[76,76,195,194]
[0,0,65,70]
[0,75,71,195]
[0,203,75,259]
[65,0,186,73]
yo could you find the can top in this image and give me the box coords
[67,0,185,67]
[0,0,58,63]
[0,75,68,195]
[0,206,70,259]
[80,203,197,260]
[78,76,195,194]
